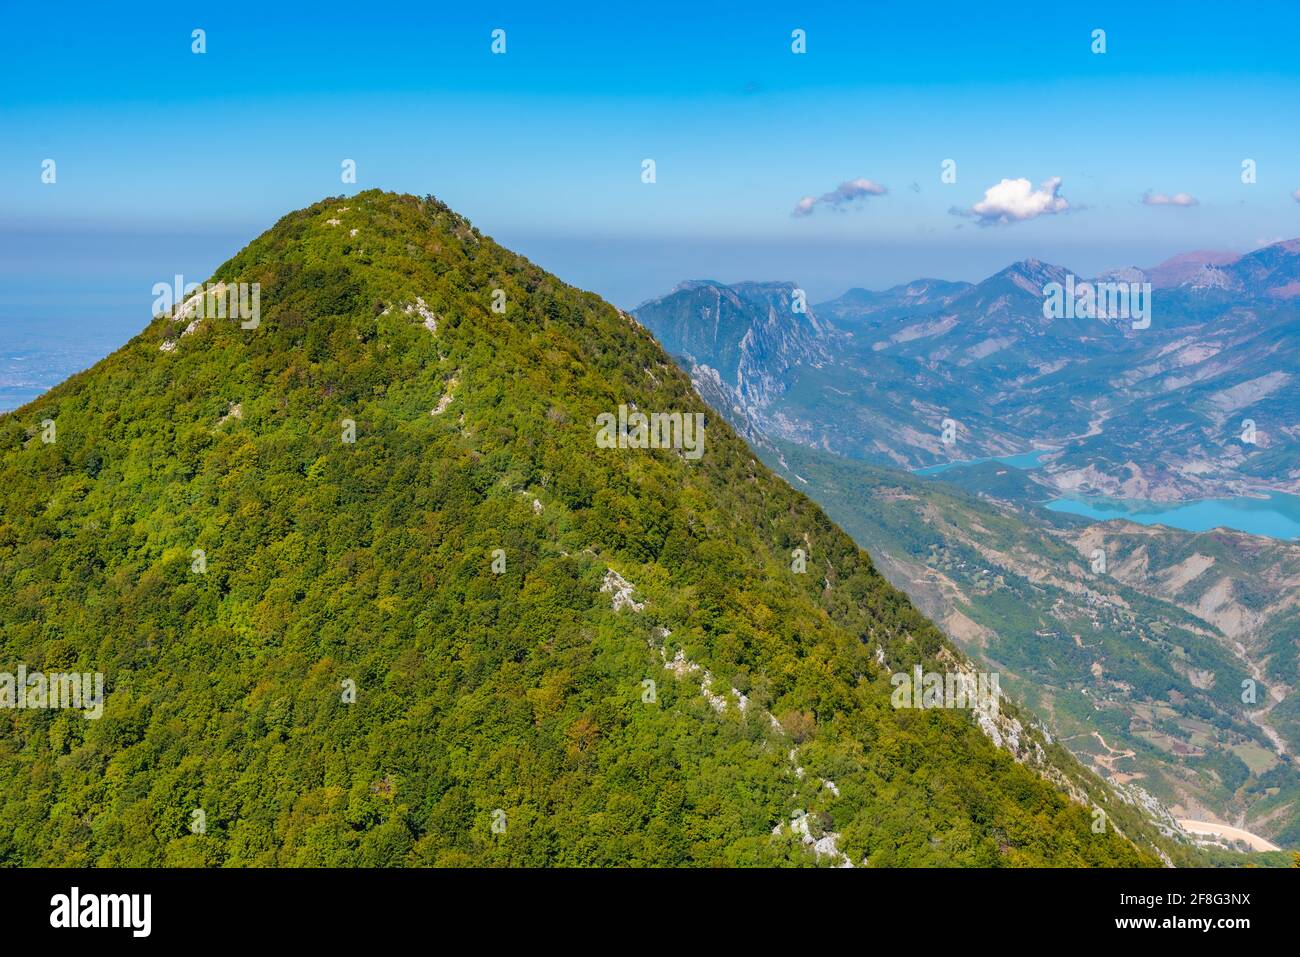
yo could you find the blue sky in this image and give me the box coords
[3,0,1299,323]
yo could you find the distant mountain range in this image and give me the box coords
[633,241,1300,502]
[633,244,1300,852]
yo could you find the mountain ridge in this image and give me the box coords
[0,190,1171,866]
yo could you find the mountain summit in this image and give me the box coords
[0,192,1165,866]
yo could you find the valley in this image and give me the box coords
[760,444,1300,848]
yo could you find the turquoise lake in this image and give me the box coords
[915,448,1300,541]
[1044,493,1300,541]
[914,448,1053,475]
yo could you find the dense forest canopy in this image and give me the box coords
[0,192,1166,865]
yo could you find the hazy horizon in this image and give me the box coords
[6,0,1299,311]
[1,209,1289,413]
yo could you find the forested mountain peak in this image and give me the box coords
[0,191,1172,865]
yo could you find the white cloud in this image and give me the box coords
[1142,190,1199,207]
[792,196,817,217]
[958,176,1070,225]
[792,177,887,217]
[1292,189,1300,203]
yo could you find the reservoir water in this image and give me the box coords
[915,448,1300,541]
[1044,492,1300,541]
[914,448,1053,475]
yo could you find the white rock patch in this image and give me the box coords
[601,568,645,612]
[403,297,438,333]
[430,375,459,416]
[699,674,729,713]
[659,647,749,715]
[771,811,854,868]
[663,648,699,678]
[789,748,806,780]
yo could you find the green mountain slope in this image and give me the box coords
[0,191,1160,866]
